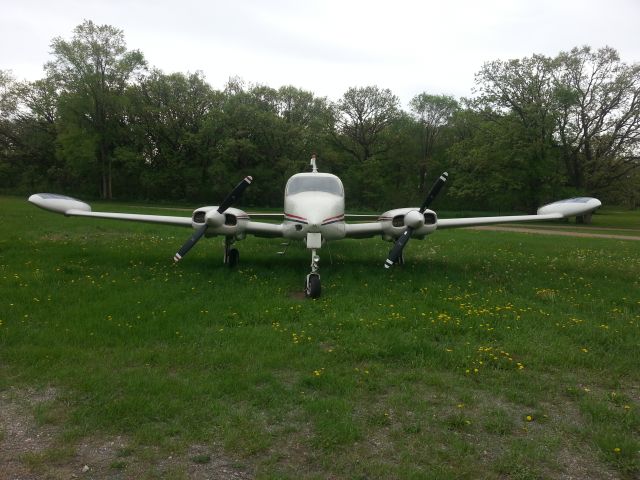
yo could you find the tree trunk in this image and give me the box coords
[418,162,427,194]
[107,156,112,200]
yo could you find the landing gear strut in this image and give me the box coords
[224,237,239,268]
[305,249,321,298]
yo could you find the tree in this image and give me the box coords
[470,54,563,211]
[16,77,60,190]
[126,70,222,199]
[0,72,62,192]
[553,46,640,193]
[448,109,563,212]
[333,86,399,163]
[212,82,336,205]
[0,70,19,151]
[409,93,459,193]
[46,20,146,199]
[272,85,334,174]
[0,70,19,188]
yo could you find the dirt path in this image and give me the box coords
[468,225,640,241]
[500,223,640,232]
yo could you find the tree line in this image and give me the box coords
[1,20,639,211]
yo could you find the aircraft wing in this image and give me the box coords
[437,197,601,230]
[29,193,287,237]
[343,212,569,239]
[244,220,284,237]
[436,213,563,229]
[344,221,385,238]
[237,213,284,237]
[28,194,193,227]
[342,212,568,237]
[343,197,601,239]
[246,213,284,218]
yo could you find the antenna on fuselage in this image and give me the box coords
[310,153,318,173]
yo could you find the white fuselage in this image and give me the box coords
[282,173,346,245]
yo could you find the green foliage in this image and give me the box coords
[450,55,564,212]
[448,110,564,212]
[46,20,146,199]
[553,46,640,193]
[1,22,640,211]
[333,85,400,164]
[410,93,460,193]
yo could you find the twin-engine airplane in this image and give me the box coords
[29,156,601,298]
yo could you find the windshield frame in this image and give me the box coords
[286,175,344,197]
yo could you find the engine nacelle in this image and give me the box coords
[191,206,250,238]
[378,208,438,241]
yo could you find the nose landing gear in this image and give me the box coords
[305,249,321,298]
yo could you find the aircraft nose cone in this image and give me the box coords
[307,215,322,232]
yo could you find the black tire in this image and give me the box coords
[305,274,321,298]
[227,248,239,268]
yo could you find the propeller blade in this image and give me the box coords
[384,227,413,268]
[217,176,253,213]
[174,224,208,262]
[419,172,448,212]
[384,171,449,269]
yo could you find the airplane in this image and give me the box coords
[29,155,602,298]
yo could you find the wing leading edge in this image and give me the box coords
[29,193,286,236]
[436,212,563,229]
[343,197,601,238]
[437,197,601,230]
[29,193,193,227]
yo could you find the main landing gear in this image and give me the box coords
[305,249,321,298]
[224,237,239,268]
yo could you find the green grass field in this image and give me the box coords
[1,195,639,479]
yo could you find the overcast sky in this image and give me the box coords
[2,0,639,107]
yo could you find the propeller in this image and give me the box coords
[173,176,252,262]
[384,172,448,269]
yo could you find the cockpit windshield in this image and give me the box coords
[286,175,344,196]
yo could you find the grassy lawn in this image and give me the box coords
[1,195,639,479]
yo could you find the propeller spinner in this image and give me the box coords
[384,172,448,269]
[173,176,252,262]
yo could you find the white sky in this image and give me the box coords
[1,0,639,107]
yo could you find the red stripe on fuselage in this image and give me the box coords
[322,214,344,225]
[284,212,308,224]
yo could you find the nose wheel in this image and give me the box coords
[305,249,321,298]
